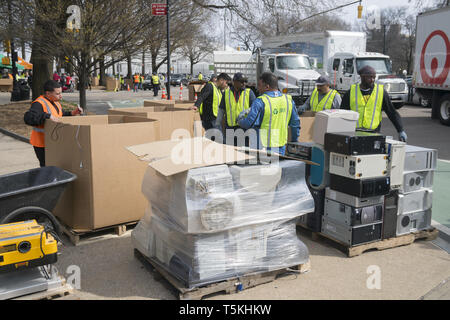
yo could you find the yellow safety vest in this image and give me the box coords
[259,93,293,148]
[200,82,221,117]
[310,88,339,112]
[224,88,251,127]
[152,75,159,84]
[198,74,203,80]
[349,83,384,130]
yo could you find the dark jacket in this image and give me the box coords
[340,86,404,133]
[194,82,217,122]
[24,100,72,127]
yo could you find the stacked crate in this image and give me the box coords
[321,132,390,247]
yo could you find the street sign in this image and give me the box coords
[152,3,167,16]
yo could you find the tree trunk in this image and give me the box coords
[190,58,194,76]
[142,50,145,75]
[79,53,88,112]
[99,56,106,86]
[21,40,26,60]
[127,55,132,78]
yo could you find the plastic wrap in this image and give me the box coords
[141,160,314,234]
[132,211,309,289]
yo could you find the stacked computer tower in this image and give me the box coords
[321,131,390,247]
[383,144,436,239]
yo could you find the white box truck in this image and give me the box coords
[263,31,409,109]
[213,49,321,105]
[413,6,450,126]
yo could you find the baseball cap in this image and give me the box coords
[316,76,329,85]
[233,72,248,82]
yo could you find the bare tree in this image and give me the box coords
[181,34,217,75]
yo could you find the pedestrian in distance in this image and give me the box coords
[24,80,83,167]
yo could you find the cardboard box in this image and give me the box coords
[188,84,205,101]
[143,100,195,108]
[45,115,161,231]
[106,78,119,91]
[91,76,99,86]
[298,111,316,142]
[108,106,201,140]
[0,79,13,92]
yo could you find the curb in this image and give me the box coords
[0,127,29,144]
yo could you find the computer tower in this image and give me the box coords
[297,188,325,232]
[324,131,386,155]
[404,145,437,172]
[383,190,399,239]
[324,198,383,226]
[325,187,385,208]
[396,209,432,236]
[329,174,390,198]
[398,189,433,214]
[308,144,329,190]
[321,216,382,246]
[385,139,406,189]
[329,153,389,179]
[401,170,434,193]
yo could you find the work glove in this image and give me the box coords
[398,131,407,143]
[297,105,306,115]
[237,108,250,124]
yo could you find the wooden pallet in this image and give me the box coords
[297,225,439,258]
[13,282,74,300]
[59,221,138,246]
[134,249,311,300]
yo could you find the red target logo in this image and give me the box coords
[420,30,450,85]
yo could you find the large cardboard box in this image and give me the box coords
[143,100,195,108]
[0,79,13,92]
[188,84,205,101]
[45,115,161,231]
[108,106,200,140]
[106,78,119,91]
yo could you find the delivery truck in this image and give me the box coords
[213,49,321,105]
[263,30,409,109]
[413,6,450,126]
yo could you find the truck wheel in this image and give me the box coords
[438,94,450,126]
[394,102,404,110]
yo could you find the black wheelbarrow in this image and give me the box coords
[0,166,76,236]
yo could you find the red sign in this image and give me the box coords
[152,3,167,16]
[420,30,450,85]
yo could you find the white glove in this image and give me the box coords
[237,108,251,124]
[399,131,407,143]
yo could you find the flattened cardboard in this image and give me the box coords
[298,111,315,142]
[127,137,255,177]
[108,107,198,140]
[45,115,160,231]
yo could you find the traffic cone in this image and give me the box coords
[127,84,130,91]
[194,93,198,102]
[170,95,173,100]
[179,84,183,101]
[161,87,166,99]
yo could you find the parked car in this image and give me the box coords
[143,76,153,90]
[169,74,182,86]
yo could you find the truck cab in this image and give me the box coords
[328,52,409,109]
[260,51,321,105]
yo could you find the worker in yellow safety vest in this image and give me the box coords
[192,73,230,131]
[340,65,407,142]
[151,72,160,96]
[24,80,83,167]
[298,76,341,113]
[215,72,256,146]
[198,72,203,81]
[237,72,300,155]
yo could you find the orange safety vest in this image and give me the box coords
[30,96,63,148]
[134,75,140,83]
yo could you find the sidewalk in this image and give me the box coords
[0,132,449,300]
